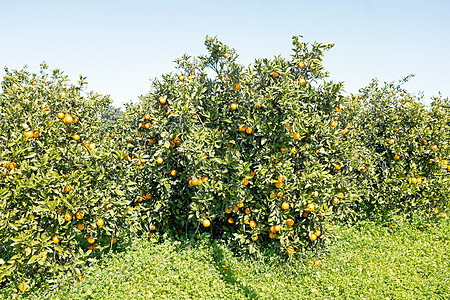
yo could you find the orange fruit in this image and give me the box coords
[96,219,104,227]
[272,71,279,78]
[249,220,256,228]
[342,128,349,135]
[337,192,344,199]
[144,122,151,129]
[230,103,238,110]
[299,78,306,85]
[309,233,317,241]
[87,237,95,244]
[150,224,156,231]
[223,53,229,58]
[63,115,73,124]
[332,198,340,205]
[313,230,321,237]
[57,112,65,119]
[64,213,72,222]
[144,113,150,120]
[251,234,258,241]
[31,81,36,85]
[274,225,281,232]
[64,185,72,192]
[442,160,448,165]
[156,157,163,164]
[431,144,437,150]
[19,282,29,292]
[244,208,251,215]
[237,201,244,208]
[293,132,300,140]
[76,212,83,220]
[298,62,306,68]
[228,217,234,224]
[52,235,60,244]
[72,116,79,123]
[235,83,241,90]
[233,205,239,212]
[246,127,253,134]
[306,203,315,212]
[286,218,294,226]
[330,120,337,127]
[275,182,283,189]
[77,223,85,231]
[202,176,208,183]
[24,131,33,138]
[224,207,231,214]
[335,106,342,113]
[159,96,167,104]
[302,211,309,218]
[239,124,246,132]
[203,219,211,227]
[33,131,39,138]
[277,174,285,182]
[242,178,249,186]
[255,102,261,109]
[9,162,17,169]
[171,169,177,176]
[77,275,84,283]
[411,177,418,184]
[72,134,81,141]
[335,164,341,170]
[394,153,400,160]
[88,143,96,150]
[286,246,294,255]
[281,202,289,210]
[269,232,278,239]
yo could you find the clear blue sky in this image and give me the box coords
[1,0,449,107]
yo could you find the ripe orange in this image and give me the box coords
[342,128,349,135]
[76,212,83,220]
[269,232,278,239]
[332,198,340,205]
[272,71,279,78]
[77,223,85,231]
[24,131,33,138]
[299,78,306,85]
[239,124,246,132]
[286,246,294,255]
[230,103,238,110]
[144,122,151,129]
[72,116,79,123]
[394,153,400,160]
[235,83,241,90]
[411,177,418,184]
[244,208,251,215]
[19,282,29,292]
[224,207,232,214]
[275,181,283,189]
[249,220,256,228]
[159,96,167,104]
[335,164,341,170]
[96,219,104,227]
[251,234,258,241]
[156,157,163,164]
[233,205,239,212]
[277,174,285,182]
[242,178,249,186]
[9,162,17,169]
[112,238,117,244]
[305,203,315,212]
[77,275,84,283]
[431,144,438,151]
[64,213,72,222]
[281,202,289,210]
[298,62,306,68]
[337,192,344,199]
[87,237,95,244]
[88,143,96,150]
[302,211,309,218]
[52,235,60,244]
[171,169,177,176]
[237,201,244,208]
[442,160,448,166]
[57,112,65,119]
[286,218,294,226]
[63,115,73,124]
[64,185,72,192]
[245,127,253,134]
[228,217,234,224]
[150,223,156,231]
[72,134,81,141]
[330,120,337,127]
[313,230,321,237]
[274,225,281,232]
[202,176,208,183]
[255,102,261,109]
[293,132,300,140]
[335,106,342,113]
[203,219,211,227]
[309,233,317,241]
[144,113,150,120]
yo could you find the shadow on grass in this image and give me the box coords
[211,242,259,300]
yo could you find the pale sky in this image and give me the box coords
[1,0,449,107]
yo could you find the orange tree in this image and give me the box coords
[121,36,355,256]
[337,77,450,221]
[0,64,140,288]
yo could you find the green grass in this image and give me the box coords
[3,217,450,299]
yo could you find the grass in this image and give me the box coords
[3,217,450,299]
